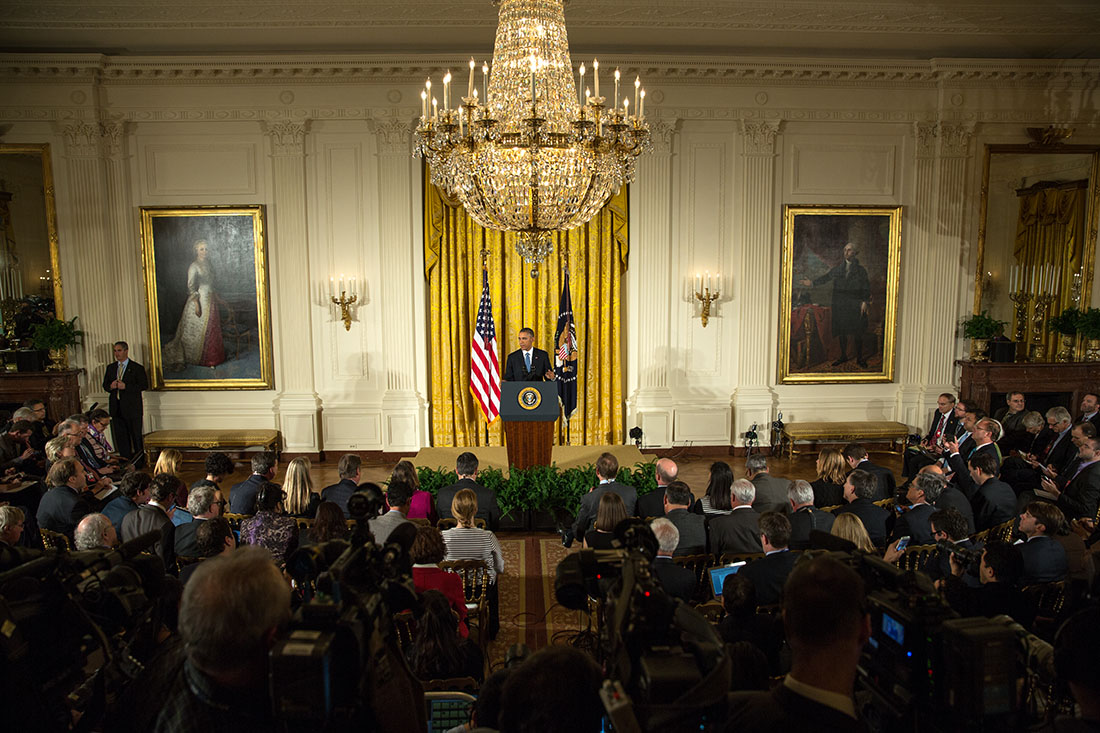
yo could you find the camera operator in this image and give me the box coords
[942,542,1034,627]
[924,508,981,587]
[156,545,291,731]
[727,554,870,732]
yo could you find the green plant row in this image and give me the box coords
[414,461,658,518]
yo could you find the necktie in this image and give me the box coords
[934,413,946,444]
[117,361,126,382]
[524,352,531,372]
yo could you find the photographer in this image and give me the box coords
[942,541,1034,627]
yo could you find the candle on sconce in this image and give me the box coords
[593,59,599,98]
[329,276,335,298]
[420,90,427,120]
[350,277,357,296]
[634,76,640,114]
[1030,266,1037,293]
[1009,265,1016,292]
[695,272,701,293]
[468,58,475,99]
[614,68,620,108]
[705,270,711,291]
[623,98,629,117]
[578,63,586,107]
[639,88,645,118]
[716,273,722,293]
[339,273,345,294]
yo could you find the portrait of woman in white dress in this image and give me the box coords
[163,239,226,371]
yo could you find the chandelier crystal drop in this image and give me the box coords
[413,0,651,275]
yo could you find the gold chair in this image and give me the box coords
[694,600,726,623]
[175,555,203,574]
[392,609,417,652]
[409,517,433,528]
[671,553,712,603]
[223,513,251,531]
[440,559,492,654]
[719,552,765,566]
[896,543,938,572]
[437,517,486,531]
[1023,581,1067,638]
[874,497,897,512]
[293,517,314,530]
[39,527,70,550]
[818,504,842,513]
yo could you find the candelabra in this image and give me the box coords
[1009,290,1032,361]
[328,275,359,331]
[1029,294,1054,362]
[694,285,720,328]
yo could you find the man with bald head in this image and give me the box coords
[74,513,118,551]
[636,457,678,519]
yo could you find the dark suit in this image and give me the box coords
[102,359,147,461]
[666,508,707,555]
[946,442,1000,500]
[810,479,845,508]
[228,474,268,515]
[651,557,696,601]
[789,505,836,550]
[810,256,871,363]
[739,549,800,606]
[751,473,792,515]
[635,487,667,519]
[890,502,935,545]
[834,498,890,546]
[926,410,960,445]
[1082,412,1100,431]
[709,507,763,556]
[1043,429,1076,474]
[903,410,959,476]
[1018,535,1068,585]
[853,460,895,501]
[101,494,139,535]
[37,484,95,541]
[728,683,868,733]
[934,485,976,534]
[320,478,359,518]
[174,517,209,557]
[503,347,553,381]
[572,481,637,537]
[971,477,1017,532]
[436,477,501,530]
[1056,460,1100,521]
[121,503,175,572]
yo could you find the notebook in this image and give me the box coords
[708,562,747,599]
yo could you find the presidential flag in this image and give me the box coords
[470,270,501,423]
[554,270,578,420]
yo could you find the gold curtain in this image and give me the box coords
[1013,179,1088,355]
[424,170,628,448]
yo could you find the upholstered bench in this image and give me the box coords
[779,421,909,458]
[143,429,280,465]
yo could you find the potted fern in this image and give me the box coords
[31,316,84,371]
[961,311,1006,362]
[1078,307,1100,361]
[1049,307,1082,362]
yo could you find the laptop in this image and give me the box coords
[708,562,747,599]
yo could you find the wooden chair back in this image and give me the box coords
[437,517,486,531]
[223,512,250,531]
[896,543,937,572]
[39,527,70,551]
[175,555,203,573]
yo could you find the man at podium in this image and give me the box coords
[503,328,556,382]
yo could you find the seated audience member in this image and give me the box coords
[1051,606,1100,730]
[584,491,628,549]
[649,517,696,601]
[189,451,234,492]
[1017,501,1069,585]
[842,442,896,501]
[67,414,118,479]
[174,485,224,558]
[121,472,177,571]
[787,479,835,550]
[320,453,361,517]
[903,393,958,477]
[945,418,1002,497]
[180,516,237,585]
[967,451,1016,531]
[746,454,792,515]
[830,513,876,553]
[74,512,118,550]
[810,448,847,508]
[1079,392,1100,429]
[443,488,504,637]
[889,471,940,546]
[1040,434,1100,521]
[409,524,468,637]
[569,452,637,544]
[0,419,39,473]
[391,459,436,523]
[228,452,278,515]
[727,555,871,731]
[717,573,783,675]
[153,448,187,508]
[739,512,799,607]
[85,409,116,464]
[943,541,1034,626]
[239,482,298,566]
[47,432,112,495]
[101,471,152,535]
[637,457,678,519]
[283,456,320,518]
[1038,407,1077,474]
[663,480,706,554]
[160,476,194,527]
[1000,409,1047,456]
[157,546,291,730]
[407,589,484,683]
[709,479,764,556]
[994,391,1028,436]
[37,457,97,542]
[0,505,25,546]
[436,451,501,530]
[691,461,735,517]
[370,479,414,543]
[303,501,349,546]
[833,469,890,546]
[497,645,605,733]
[925,466,976,534]
[19,400,52,453]
[924,508,981,587]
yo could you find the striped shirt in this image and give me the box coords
[696,496,732,516]
[442,526,504,578]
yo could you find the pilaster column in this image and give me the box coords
[264,120,321,452]
[627,118,677,447]
[733,119,782,445]
[373,118,425,451]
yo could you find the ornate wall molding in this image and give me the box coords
[913,121,938,159]
[370,118,413,155]
[61,120,102,157]
[939,122,975,158]
[263,119,308,155]
[740,119,781,156]
[99,119,126,157]
[647,118,678,155]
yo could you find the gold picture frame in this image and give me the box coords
[778,205,902,384]
[139,205,274,390]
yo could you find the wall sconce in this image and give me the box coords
[693,271,721,327]
[329,273,359,331]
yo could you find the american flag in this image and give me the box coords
[470,270,502,423]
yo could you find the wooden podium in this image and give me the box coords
[501,382,558,470]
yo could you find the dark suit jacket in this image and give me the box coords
[1018,535,1068,585]
[102,359,147,416]
[1043,429,1076,472]
[101,494,139,534]
[436,477,501,530]
[37,484,96,540]
[1083,412,1100,431]
[228,474,268,515]
[727,683,868,733]
[651,557,696,601]
[890,502,935,545]
[709,507,763,556]
[1057,461,1100,521]
[503,347,553,381]
[739,549,800,606]
[666,508,707,555]
[810,479,845,508]
[636,487,667,519]
[751,474,792,515]
[971,477,1017,532]
[121,503,175,572]
[925,410,959,444]
[834,498,890,546]
[854,460,896,501]
[572,481,637,537]
[933,485,976,534]
[788,506,835,550]
[174,517,209,558]
[320,478,359,518]
[946,442,1000,500]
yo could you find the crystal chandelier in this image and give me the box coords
[414,0,651,276]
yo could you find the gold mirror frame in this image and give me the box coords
[974,143,1100,320]
[0,143,64,318]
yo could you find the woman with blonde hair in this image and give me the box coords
[831,513,875,553]
[584,492,628,550]
[391,459,436,522]
[154,448,190,521]
[811,448,847,507]
[283,456,320,518]
[442,488,504,639]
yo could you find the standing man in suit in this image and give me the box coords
[1079,392,1100,430]
[967,453,1016,531]
[502,328,555,382]
[228,452,278,515]
[787,480,835,550]
[569,452,636,543]
[636,457,678,519]
[102,341,148,466]
[320,454,361,518]
[1041,435,1100,521]
[842,443,895,501]
[436,451,500,530]
[649,518,697,601]
[746,454,792,514]
[1017,501,1069,585]
[833,469,890,546]
[740,512,800,606]
[709,479,763,556]
[662,480,706,555]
